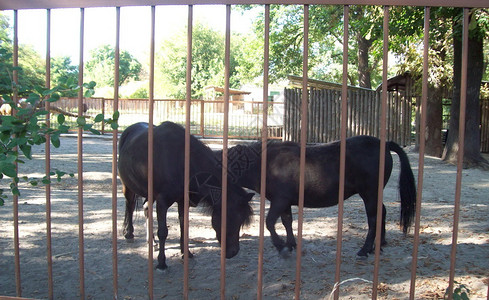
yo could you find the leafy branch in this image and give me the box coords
[0,77,119,206]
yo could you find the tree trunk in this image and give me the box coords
[357,34,372,89]
[442,16,489,169]
[424,86,444,157]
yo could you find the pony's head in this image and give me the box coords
[211,186,254,258]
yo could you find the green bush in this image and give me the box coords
[0,77,118,206]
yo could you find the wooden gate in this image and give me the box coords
[284,87,414,146]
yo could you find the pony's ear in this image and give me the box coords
[246,193,255,202]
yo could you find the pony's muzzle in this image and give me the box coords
[225,244,240,258]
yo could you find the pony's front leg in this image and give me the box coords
[177,201,193,259]
[281,206,297,252]
[155,197,169,271]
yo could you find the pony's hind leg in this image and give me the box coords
[266,202,289,256]
[357,195,387,257]
[155,195,170,271]
[177,201,193,259]
[122,184,137,240]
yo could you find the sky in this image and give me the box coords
[7,5,255,64]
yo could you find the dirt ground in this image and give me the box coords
[0,135,488,299]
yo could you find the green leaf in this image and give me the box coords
[55,170,67,177]
[112,111,120,120]
[11,186,20,196]
[57,125,70,133]
[0,162,17,178]
[89,128,101,135]
[51,135,60,148]
[19,144,32,160]
[26,93,40,105]
[47,92,60,102]
[76,117,86,126]
[94,114,104,123]
[111,122,119,130]
[57,114,66,125]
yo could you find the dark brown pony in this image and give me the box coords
[219,136,416,257]
[118,121,253,271]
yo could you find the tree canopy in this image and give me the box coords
[155,22,261,99]
[85,45,142,88]
[0,14,45,97]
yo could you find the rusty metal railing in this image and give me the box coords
[1,1,486,300]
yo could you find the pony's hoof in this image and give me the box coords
[125,237,135,243]
[356,249,369,258]
[356,254,368,261]
[181,251,194,259]
[279,247,292,259]
[155,264,168,273]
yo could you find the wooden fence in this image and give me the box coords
[284,88,414,146]
[53,97,284,139]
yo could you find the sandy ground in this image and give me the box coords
[0,135,488,299]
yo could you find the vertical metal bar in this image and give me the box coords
[12,9,22,297]
[294,4,308,299]
[147,6,156,300]
[183,5,193,300]
[45,8,54,300]
[200,99,204,136]
[447,8,469,299]
[257,4,270,300]
[102,98,106,134]
[111,6,121,300]
[220,5,231,299]
[372,6,389,299]
[409,6,430,300]
[77,8,86,300]
[333,5,349,300]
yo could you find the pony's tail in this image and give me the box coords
[387,141,416,235]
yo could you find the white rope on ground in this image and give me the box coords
[327,277,373,300]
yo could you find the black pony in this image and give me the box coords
[220,136,416,257]
[118,121,253,271]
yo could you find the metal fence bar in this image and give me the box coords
[447,8,469,299]
[333,4,349,299]
[409,6,429,299]
[294,4,308,299]
[183,5,193,300]
[77,8,86,300]
[44,8,54,300]
[256,4,270,300]
[372,5,389,299]
[147,6,156,300]
[3,2,489,300]
[220,5,232,298]
[12,9,22,298]
[111,6,121,299]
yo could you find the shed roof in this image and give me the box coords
[287,75,374,92]
[204,86,251,95]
